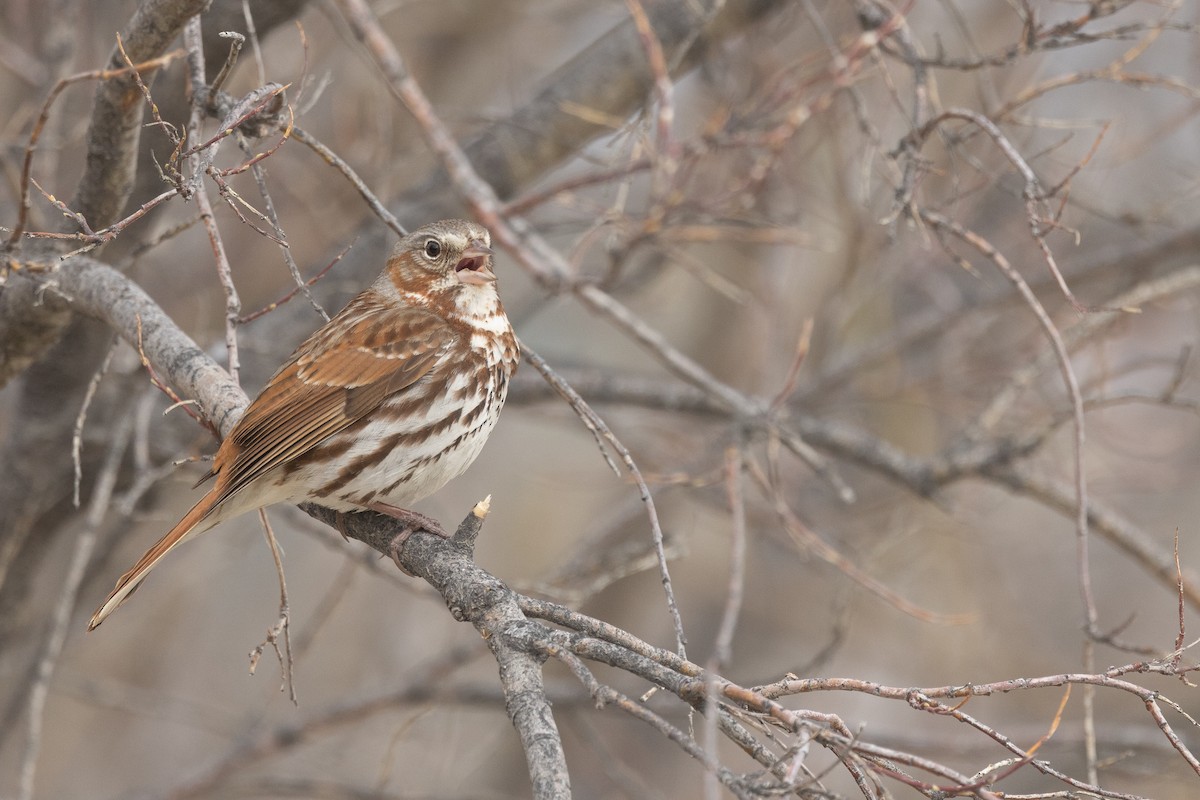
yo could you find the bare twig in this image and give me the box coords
[520,344,688,659]
[919,211,1094,633]
[291,126,406,238]
[4,49,186,254]
[19,411,134,800]
[71,340,117,507]
[184,17,242,385]
[704,443,749,800]
[247,508,297,704]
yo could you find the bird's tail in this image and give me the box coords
[88,492,218,631]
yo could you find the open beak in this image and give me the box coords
[454,239,497,285]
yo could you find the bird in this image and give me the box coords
[88,219,519,630]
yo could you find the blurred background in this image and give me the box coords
[1,0,1199,797]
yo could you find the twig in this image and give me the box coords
[704,443,749,800]
[919,211,1094,630]
[210,31,245,97]
[229,39,326,323]
[770,317,813,411]
[72,339,117,507]
[761,667,1200,783]
[236,245,349,324]
[750,457,974,625]
[543,644,755,799]
[184,17,242,385]
[4,49,186,254]
[624,0,679,208]
[291,126,405,237]
[134,315,212,433]
[116,32,181,149]
[712,445,747,672]
[248,508,297,704]
[241,0,268,85]
[520,343,688,659]
[18,411,134,800]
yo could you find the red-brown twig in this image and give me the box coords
[236,245,351,324]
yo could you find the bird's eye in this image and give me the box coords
[423,239,442,259]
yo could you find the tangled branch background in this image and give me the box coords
[1,1,1198,798]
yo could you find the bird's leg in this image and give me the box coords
[367,503,449,537]
[366,503,450,576]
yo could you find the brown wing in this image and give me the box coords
[211,291,454,504]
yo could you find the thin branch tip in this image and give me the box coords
[452,500,489,549]
[474,494,492,519]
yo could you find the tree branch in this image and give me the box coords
[301,502,572,800]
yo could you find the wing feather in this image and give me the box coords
[211,293,454,504]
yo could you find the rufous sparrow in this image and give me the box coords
[89,219,518,630]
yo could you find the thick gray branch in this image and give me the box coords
[303,505,572,800]
[49,256,248,435]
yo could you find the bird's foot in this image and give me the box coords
[366,503,449,576]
